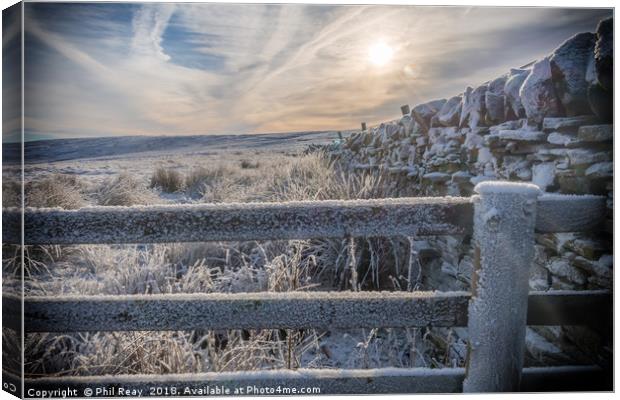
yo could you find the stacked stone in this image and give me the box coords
[335,16,613,367]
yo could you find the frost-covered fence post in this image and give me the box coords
[463,181,540,393]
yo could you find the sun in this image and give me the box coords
[368,41,394,67]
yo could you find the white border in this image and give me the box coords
[0,2,616,400]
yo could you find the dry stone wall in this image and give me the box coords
[336,17,613,366]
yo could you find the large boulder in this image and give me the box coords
[434,95,463,127]
[459,84,487,128]
[412,99,446,131]
[520,57,564,124]
[588,17,613,122]
[485,75,508,125]
[594,17,613,91]
[549,32,596,116]
[504,68,530,120]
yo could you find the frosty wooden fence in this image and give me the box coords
[3,182,611,394]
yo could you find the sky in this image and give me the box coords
[4,3,613,140]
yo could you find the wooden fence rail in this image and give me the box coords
[3,181,611,395]
[3,197,473,245]
[2,194,604,245]
[3,290,610,333]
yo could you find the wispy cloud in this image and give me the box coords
[131,4,176,61]
[22,3,611,140]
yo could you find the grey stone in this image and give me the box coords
[542,115,599,131]
[435,95,463,127]
[594,17,613,91]
[501,156,532,181]
[495,130,547,142]
[404,166,419,177]
[547,131,580,147]
[549,32,596,116]
[444,127,464,140]
[422,172,451,183]
[412,99,447,131]
[577,124,612,142]
[572,255,612,279]
[585,162,613,179]
[504,68,530,119]
[558,174,591,194]
[566,149,611,166]
[525,328,570,365]
[551,276,578,290]
[564,237,609,260]
[545,258,587,285]
[485,75,508,124]
[398,115,416,135]
[489,119,525,132]
[452,170,473,183]
[520,58,564,124]
[463,130,484,150]
[459,84,487,128]
[587,18,613,122]
[588,274,612,289]
[532,162,556,191]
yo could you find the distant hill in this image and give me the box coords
[3,131,344,164]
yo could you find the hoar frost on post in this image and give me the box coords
[463,181,540,392]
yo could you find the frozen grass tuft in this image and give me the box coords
[185,165,235,199]
[240,159,260,169]
[266,152,394,202]
[2,179,22,208]
[25,174,86,210]
[150,166,184,193]
[97,173,157,206]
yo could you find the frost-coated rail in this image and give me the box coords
[3,290,610,332]
[1,193,605,244]
[3,181,612,395]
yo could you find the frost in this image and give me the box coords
[496,130,547,142]
[585,161,613,178]
[536,194,606,232]
[474,181,541,196]
[538,193,603,200]
[25,289,469,303]
[13,197,474,245]
[532,163,556,191]
[464,181,539,392]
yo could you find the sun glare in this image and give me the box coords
[368,42,394,67]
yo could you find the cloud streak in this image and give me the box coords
[21,3,611,140]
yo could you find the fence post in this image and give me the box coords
[463,181,540,393]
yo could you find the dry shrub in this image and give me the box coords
[25,174,86,209]
[185,164,239,199]
[97,173,157,206]
[2,328,21,374]
[267,151,391,202]
[2,179,22,208]
[240,159,259,169]
[150,166,184,193]
[25,330,204,376]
